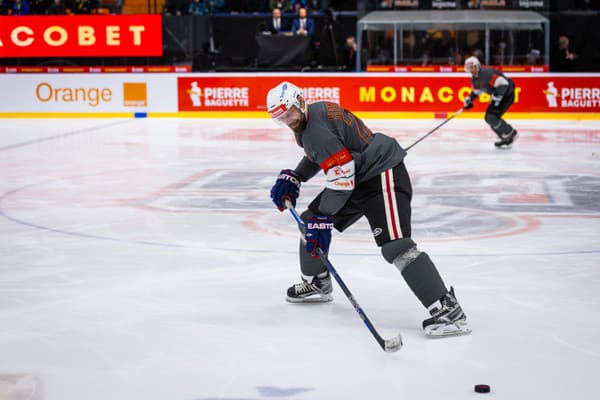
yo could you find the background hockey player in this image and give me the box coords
[267,81,470,337]
[463,56,518,148]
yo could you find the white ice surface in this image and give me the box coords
[1,117,599,400]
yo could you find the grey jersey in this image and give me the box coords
[294,102,406,215]
[470,68,514,99]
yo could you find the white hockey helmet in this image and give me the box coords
[464,56,480,73]
[266,81,306,124]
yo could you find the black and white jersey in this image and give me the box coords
[294,102,406,216]
[470,68,514,100]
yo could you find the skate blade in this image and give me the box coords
[424,320,472,338]
[286,294,333,303]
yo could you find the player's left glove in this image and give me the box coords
[270,169,301,211]
[305,215,334,257]
[463,96,474,110]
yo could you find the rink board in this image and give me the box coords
[0,73,598,118]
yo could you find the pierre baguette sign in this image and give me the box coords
[0,15,163,58]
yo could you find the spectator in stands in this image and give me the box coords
[267,7,289,34]
[47,0,66,13]
[341,35,357,70]
[421,50,431,66]
[270,0,290,12]
[68,0,93,14]
[291,0,306,12]
[291,6,314,37]
[472,48,484,63]
[205,0,224,13]
[109,0,123,14]
[163,0,189,15]
[307,0,322,10]
[449,48,463,66]
[228,0,244,12]
[188,0,205,15]
[246,0,268,12]
[0,0,10,15]
[493,41,506,65]
[26,0,44,14]
[12,0,30,14]
[417,32,433,65]
[556,35,578,72]
[526,47,541,65]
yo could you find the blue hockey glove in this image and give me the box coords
[305,215,334,257]
[270,169,301,211]
[463,96,474,110]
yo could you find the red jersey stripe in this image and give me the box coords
[320,148,353,173]
[384,170,400,240]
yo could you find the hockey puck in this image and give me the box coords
[474,384,490,393]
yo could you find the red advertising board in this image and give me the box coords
[366,65,549,73]
[0,65,190,73]
[177,75,600,114]
[0,15,163,58]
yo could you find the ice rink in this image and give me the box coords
[1,116,599,400]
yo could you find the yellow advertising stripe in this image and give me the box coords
[458,112,600,120]
[355,112,436,119]
[507,112,600,120]
[0,112,134,118]
[0,112,598,120]
[148,111,268,118]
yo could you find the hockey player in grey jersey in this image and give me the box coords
[267,81,470,337]
[463,56,518,148]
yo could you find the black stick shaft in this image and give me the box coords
[405,108,464,151]
[287,205,401,352]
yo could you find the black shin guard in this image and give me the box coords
[485,111,513,137]
[298,209,328,277]
[299,239,328,276]
[493,119,514,137]
[400,252,447,308]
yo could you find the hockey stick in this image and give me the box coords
[405,107,465,151]
[286,202,403,353]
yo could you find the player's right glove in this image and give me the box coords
[305,215,334,257]
[463,96,474,110]
[270,169,301,211]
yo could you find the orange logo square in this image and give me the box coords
[123,82,147,107]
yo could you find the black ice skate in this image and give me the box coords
[494,129,518,148]
[286,273,333,303]
[423,287,471,337]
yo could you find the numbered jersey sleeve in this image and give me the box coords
[472,68,514,98]
[301,105,356,215]
[299,102,405,216]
